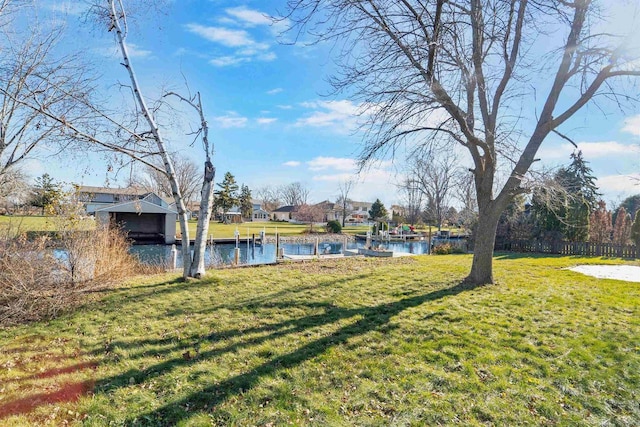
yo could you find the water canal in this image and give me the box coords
[131,240,432,266]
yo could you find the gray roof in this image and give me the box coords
[273,205,296,213]
[77,185,148,196]
[94,199,177,215]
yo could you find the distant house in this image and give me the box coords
[272,205,296,221]
[314,200,339,222]
[221,206,243,224]
[78,186,151,214]
[78,186,177,244]
[346,201,374,223]
[250,199,270,222]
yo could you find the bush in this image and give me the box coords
[432,242,467,255]
[326,220,342,233]
[432,243,453,255]
[0,225,140,326]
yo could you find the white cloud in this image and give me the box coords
[225,7,272,26]
[209,56,247,67]
[212,113,248,128]
[127,44,153,58]
[224,6,290,36]
[312,173,355,182]
[267,88,283,95]
[258,52,277,62]
[296,100,362,133]
[257,118,277,125]
[537,141,638,160]
[95,43,152,59]
[186,24,256,47]
[597,174,640,193]
[278,105,293,110]
[185,24,275,67]
[306,157,398,203]
[622,115,640,136]
[307,157,356,171]
[43,1,86,16]
[283,161,301,167]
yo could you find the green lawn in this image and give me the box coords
[179,220,357,238]
[1,216,371,238]
[0,215,62,233]
[1,254,638,425]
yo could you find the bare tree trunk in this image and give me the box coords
[108,0,191,278]
[190,160,215,278]
[467,208,500,285]
[181,92,216,278]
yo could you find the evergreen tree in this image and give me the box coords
[368,198,388,222]
[557,150,600,212]
[612,207,631,245]
[214,172,239,221]
[239,184,253,220]
[631,210,640,247]
[30,173,63,215]
[532,151,599,242]
[589,201,611,244]
[616,194,640,222]
[558,151,599,241]
[530,183,567,241]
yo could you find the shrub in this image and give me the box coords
[432,243,453,255]
[326,220,342,234]
[0,225,140,326]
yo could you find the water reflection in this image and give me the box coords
[130,240,431,266]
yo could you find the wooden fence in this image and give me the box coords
[505,240,638,259]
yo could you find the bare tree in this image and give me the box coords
[2,1,214,279]
[455,169,478,229]
[255,185,281,212]
[0,26,94,182]
[293,203,324,232]
[163,90,215,278]
[409,153,456,230]
[285,0,640,285]
[399,177,422,226]
[0,166,28,213]
[279,182,309,207]
[134,153,201,205]
[335,179,355,227]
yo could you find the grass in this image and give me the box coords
[1,216,371,238]
[0,215,64,233]
[180,221,370,238]
[0,254,638,426]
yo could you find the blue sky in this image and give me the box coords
[18,0,640,208]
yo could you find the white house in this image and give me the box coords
[346,201,374,223]
[272,205,296,221]
[250,199,270,222]
[315,200,340,222]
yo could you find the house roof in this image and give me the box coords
[77,185,148,196]
[94,199,177,215]
[315,200,336,210]
[350,201,373,208]
[273,205,296,213]
[253,208,270,215]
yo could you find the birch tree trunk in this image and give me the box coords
[108,0,191,278]
[191,160,215,277]
[186,93,215,278]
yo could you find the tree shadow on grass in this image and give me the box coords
[90,280,479,426]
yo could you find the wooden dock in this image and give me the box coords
[176,236,263,245]
[354,233,427,242]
